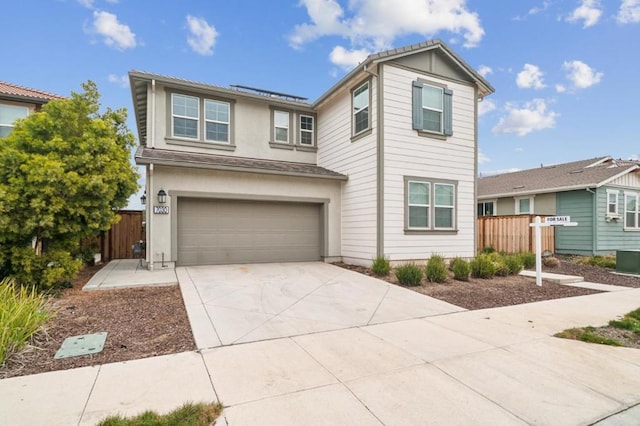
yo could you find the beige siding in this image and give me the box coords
[609,172,640,188]
[497,198,515,215]
[149,84,317,164]
[382,64,476,260]
[317,75,378,265]
[534,193,556,215]
[147,166,342,269]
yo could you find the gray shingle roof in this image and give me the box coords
[478,156,640,198]
[135,147,348,181]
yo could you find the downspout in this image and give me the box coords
[150,79,156,149]
[364,63,384,258]
[147,163,154,270]
[586,188,597,255]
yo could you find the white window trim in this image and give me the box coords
[624,192,640,230]
[515,196,534,215]
[171,93,199,140]
[274,110,290,143]
[422,84,444,133]
[478,200,497,217]
[407,180,430,230]
[299,114,314,146]
[606,189,620,219]
[352,81,370,137]
[433,183,456,230]
[204,99,230,144]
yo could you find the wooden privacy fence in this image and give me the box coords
[477,215,555,254]
[101,210,144,260]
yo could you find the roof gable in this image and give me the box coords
[478,156,640,198]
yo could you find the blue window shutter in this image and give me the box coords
[412,81,423,130]
[443,88,453,136]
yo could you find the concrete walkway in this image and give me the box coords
[2,287,640,425]
[83,259,177,290]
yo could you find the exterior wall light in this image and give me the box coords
[140,191,147,205]
[157,189,167,204]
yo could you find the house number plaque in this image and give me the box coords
[153,206,170,214]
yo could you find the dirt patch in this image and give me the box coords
[543,257,640,288]
[334,262,601,310]
[0,264,195,379]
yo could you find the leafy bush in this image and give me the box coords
[481,246,496,254]
[518,252,536,269]
[470,254,496,279]
[395,263,423,286]
[450,257,471,281]
[8,246,82,291]
[542,256,560,267]
[504,255,524,275]
[371,256,391,276]
[425,255,448,283]
[0,277,53,365]
[587,255,617,269]
[493,260,510,276]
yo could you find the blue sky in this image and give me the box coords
[3,0,640,208]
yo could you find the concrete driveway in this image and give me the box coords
[177,262,465,348]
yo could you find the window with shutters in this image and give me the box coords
[412,80,453,137]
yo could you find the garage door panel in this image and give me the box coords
[178,199,321,265]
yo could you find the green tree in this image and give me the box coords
[0,81,138,288]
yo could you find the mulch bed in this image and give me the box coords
[543,257,640,288]
[0,264,195,379]
[334,262,601,310]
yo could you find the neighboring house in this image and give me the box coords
[0,81,64,137]
[478,156,640,255]
[129,39,494,269]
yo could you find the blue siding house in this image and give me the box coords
[478,156,640,255]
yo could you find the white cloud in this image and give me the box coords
[290,0,485,68]
[562,60,603,89]
[529,1,551,15]
[91,11,137,50]
[107,73,128,88]
[329,46,370,70]
[492,99,558,136]
[478,99,496,116]
[478,151,490,164]
[555,84,567,93]
[629,153,639,161]
[77,0,94,8]
[566,0,602,28]
[618,0,640,23]
[477,65,493,77]
[514,147,524,152]
[516,64,546,89]
[480,167,521,177]
[186,15,218,56]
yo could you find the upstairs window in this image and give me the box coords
[274,110,290,143]
[0,104,29,138]
[300,115,314,146]
[412,80,453,136]
[172,94,199,139]
[204,100,230,143]
[352,81,370,136]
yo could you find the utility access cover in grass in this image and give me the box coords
[54,332,108,359]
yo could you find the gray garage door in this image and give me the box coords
[177,198,322,266]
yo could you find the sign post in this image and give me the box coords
[529,216,578,286]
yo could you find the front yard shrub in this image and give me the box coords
[450,257,471,281]
[542,256,560,267]
[481,246,496,254]
[425,255,447,283]
[371,256,391,276]
[504,255,524,275]
[585,255,617,269]
[493,259,510,276]
[0,277,53,365]
[395,263,423,286]
[470,254,496,279]
[8,246,82,291]
[518,252,536,269]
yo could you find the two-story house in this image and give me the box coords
[0,81,64,137]
[130,39,494,269]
